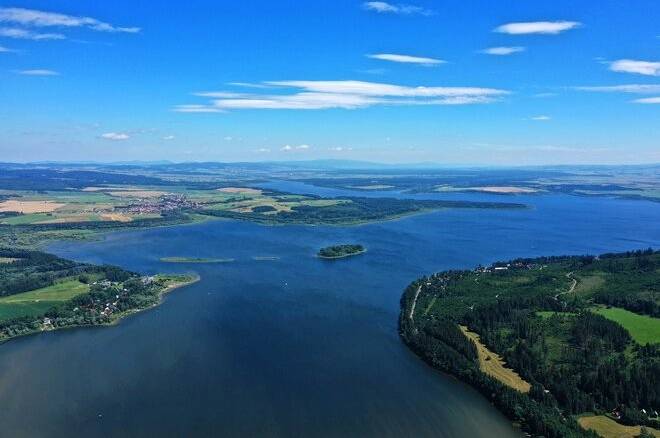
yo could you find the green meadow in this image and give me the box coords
[0,278,90,322]
[592,306,660,345]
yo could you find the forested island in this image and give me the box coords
[0,248,197,343]
[318,244,366,259]
[400,249,659,438]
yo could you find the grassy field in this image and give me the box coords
[459,325,531,393]
[0,278,90,322]
[592,306,660,345]
[578,415,660,438]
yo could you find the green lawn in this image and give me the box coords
[0,278,90,322]
[592,306,660,345]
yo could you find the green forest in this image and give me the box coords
[400,249,659,438]
[318,244,365,259]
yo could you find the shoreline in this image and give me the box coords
[0,275,200,345]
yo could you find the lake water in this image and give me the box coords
[1,186,659,437]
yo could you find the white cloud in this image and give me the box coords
[17,69,59,76]
[494,21,580,35]
[329,146,352,152]
[162,135,175,140]
[100,132,130,141]
[0,44,15,52]
[362,2,434,16]
[176,80,508,112]
[0,27,64,40]
[367,53,444,65]
[481,46,525,56]
[174,105,224,113]
[531,115,551,121]
[175,80,509,112]
[281,144,311,151]
[575,84,660,94]
[632,97,660,104]
[0,7,140,33]
[609,59,660,76]
[256,148,271,153]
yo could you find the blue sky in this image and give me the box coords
[0,0,659,164]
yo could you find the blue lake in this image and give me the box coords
[0,187,658,437]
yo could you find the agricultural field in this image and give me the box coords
[593,306,660,345]
[578,415,659,438]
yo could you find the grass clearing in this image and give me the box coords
[423,296,437,316]
[578,415,660,438]
[592,306,660,345]
[0,278,90,322]
[0,257,20,264]
[574,273,606,296]
[460,325,531,393]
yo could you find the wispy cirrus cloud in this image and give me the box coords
[632,97,660,104]
[281,144,310,152]
[175,105,225,113]
[608,59,660,76]
[0,44,16,52]
[481,46,525,56]
[530,115,551,121]
[367,53,444,65]
[0,27,64,40]
[575,84,660,94]
[575,83,660,104]
[17,69,59,76]
[0,7,140,33]
[362,2,434,16]
[176,80,509,112]
[100,132,130,141]
[495,21,580,35]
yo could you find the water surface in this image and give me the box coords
[1,189,659,437]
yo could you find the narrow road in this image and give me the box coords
[567,272,577,293]
[555,271,577,299]
[409,285,422,321]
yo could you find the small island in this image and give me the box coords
[160,257,234,263]
[318,244,366,259]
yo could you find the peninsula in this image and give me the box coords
[0,248,197,343]
[400,249,659,438]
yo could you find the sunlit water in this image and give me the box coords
[1,186,659,437]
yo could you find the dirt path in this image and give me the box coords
[409,285,422,321]
[555,271,577,300]
[566,271,577,293]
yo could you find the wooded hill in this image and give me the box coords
[400,249,659,438]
